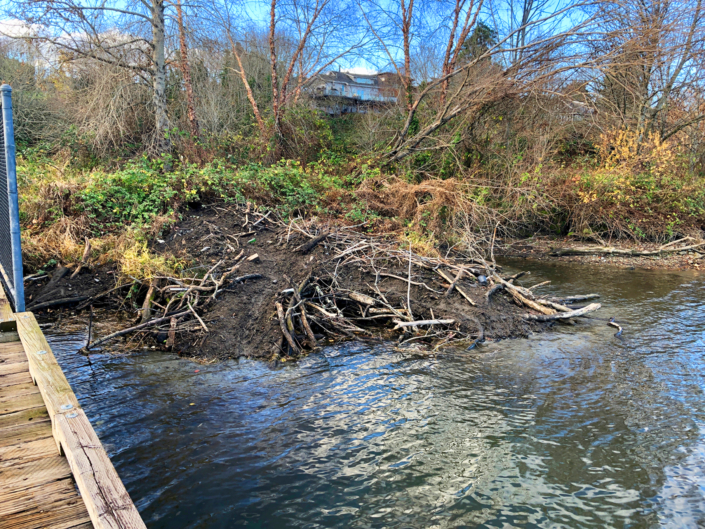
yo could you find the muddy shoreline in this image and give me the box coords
[23,206,614,361]
[499,236,705,271]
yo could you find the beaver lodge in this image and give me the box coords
[23,204,602,361]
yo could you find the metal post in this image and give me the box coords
[1,84,25,312]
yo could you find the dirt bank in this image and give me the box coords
[24,205,602,361]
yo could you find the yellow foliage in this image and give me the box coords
[598,128,680,177]
[22,217,95,268]
[118,241,180,279]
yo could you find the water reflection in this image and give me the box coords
[48,261,705,528]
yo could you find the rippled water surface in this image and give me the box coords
[47,261,705,528]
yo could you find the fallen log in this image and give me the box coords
[492,276,555,315]
[523,303,601,321]
[297,230,329,253]
[549,241,705,257]
[436,269,476,306]
[288,274,317,347]
[444,269,464,297]
[528,281,551,290]
[276,302,300,355]
[349,291,376,306]
[553,294,600,304]
[393,318,455,330]
[534,299,572,313]
[27,296,89,311]
[82,310,190,352]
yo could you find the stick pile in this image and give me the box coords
[77,211,604,356]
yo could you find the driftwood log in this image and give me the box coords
[549,239,705,257]
[82,310,190,352]
[27,296,89,311]
[524,303,601,321]
[393,319,455,330]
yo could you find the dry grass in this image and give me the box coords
[22,217,93,270]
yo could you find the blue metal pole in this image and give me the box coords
[1,84,25,312]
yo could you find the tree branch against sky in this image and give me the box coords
[1,0,173,151]
[0,0,702,164]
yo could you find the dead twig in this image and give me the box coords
[276,301,300,355]
[70,237,92,279]
[187,301,209,332]
[393,319,455,330]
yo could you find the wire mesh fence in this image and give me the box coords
[0,85,25,312]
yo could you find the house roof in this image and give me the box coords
[311,70,403,88]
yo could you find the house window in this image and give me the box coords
[355,78,375,85]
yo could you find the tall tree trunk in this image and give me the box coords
[401,0,414,111]
[152,0,170,152]
[269,0,284,153]
[439,0,481,106]
[269,0,282,139]
[176,0,198,139]
[229,40,266,135]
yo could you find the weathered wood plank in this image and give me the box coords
[0,492,92,529]
[0,352,29,366]
[0,477,82,517]
[0,371,34,388]
[0,419,54,448]
[0,350,28,366]
[0,454,73,491]
[0,341,26,354]
[13,313,80,424]
[56,410,145,528]
[0,381,41,402]
[0,391,45,415]
[0,360,29,376]
[0,436,58,467]
[0,282,14,321]
[0,406,50,430]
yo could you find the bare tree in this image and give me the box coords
[375,0,598,162]
[200,0,268,134]
[267,0,366,139]
[590,0,705,143]
[357,0,428,110]
[3,0,172,152]
[437,0,485,105]
[174,0,198,138]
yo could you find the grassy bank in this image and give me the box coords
[17,135,705,279]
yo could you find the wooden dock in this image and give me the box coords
[0,285,145,528]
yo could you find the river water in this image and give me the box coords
[46,260,705,528]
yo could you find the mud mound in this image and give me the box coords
[147,205,542,359]
[26,204,600,360]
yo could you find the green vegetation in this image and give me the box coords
[17,124,705,274]
[3,0,704,276]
